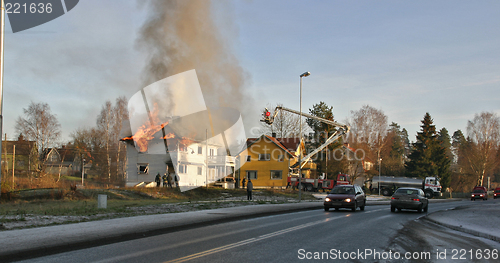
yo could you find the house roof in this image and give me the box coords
[1,139,36,155]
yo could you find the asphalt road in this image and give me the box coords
[14,200,500,263]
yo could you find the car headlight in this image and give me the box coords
[344,198,351,202]
[325,198,331,202]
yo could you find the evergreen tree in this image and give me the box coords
[436,128,452,189]
[383,122,406,177]
[406,113,451,187]
[306,102,342,177]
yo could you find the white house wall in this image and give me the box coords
[125,143,170,187]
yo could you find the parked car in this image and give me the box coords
[390,187,428,213]
[494,187,500,199]
[471,188,488,201]
[324,185,366,212]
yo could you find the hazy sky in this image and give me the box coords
[3,0,500,144]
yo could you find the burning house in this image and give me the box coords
[122,70,246,191]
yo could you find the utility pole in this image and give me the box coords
[0,0,6,186]
[12,145,14,188]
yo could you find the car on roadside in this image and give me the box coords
[471,188,488,201]
[390,187,428,213]
[324,184,366,212]
[494,187,500,199]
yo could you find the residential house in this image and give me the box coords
[123,132,235,190]
[1,134,37,176]
[237,135,317,189]
[41,144,83,177]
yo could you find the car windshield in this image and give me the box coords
[395,189,419,195]
[330,187,354,194]
[473,189,485,193]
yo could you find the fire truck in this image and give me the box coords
[261,106,351,192]
[287,173,351,192]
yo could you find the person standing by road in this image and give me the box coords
[155,173,161,187]
[247,179,253,200]
[174,174,180,189]
[167,173,173,188]
[162,173,168,187]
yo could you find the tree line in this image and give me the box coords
[11,97,129,185]
[260,102,500,192]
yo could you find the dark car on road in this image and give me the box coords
[324,185,366,212]
[494,187,500,199]
[471,188,488,201]
[390,188,428,213]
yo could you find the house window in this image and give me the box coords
[270,170,282,180]
[246,155,251,162]
[197,166,203,175]
[198,146,203,155]
[137,163,149,174]
[258,154,270,161]
[246,170,257,180]
[179,164,188,174]
[209,148,215,156]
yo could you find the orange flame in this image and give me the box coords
[122,103,168,152]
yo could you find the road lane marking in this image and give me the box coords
[163,216,346,263]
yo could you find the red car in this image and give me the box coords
[324,185,366,212]
[471,187,488,201]
[494,187,500,199]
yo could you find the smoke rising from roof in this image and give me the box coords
[136,0,251,113]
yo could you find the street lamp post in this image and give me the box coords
[298,71,310,202]
[82,158,86,187]
[378,158,382,196]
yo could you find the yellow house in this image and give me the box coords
[237,135,316,188]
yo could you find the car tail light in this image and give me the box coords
[391,197,398,200]
[413,199,420,201]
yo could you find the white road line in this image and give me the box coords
[163,215,346,263]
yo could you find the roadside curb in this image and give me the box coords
[422,205,500,243]
[0,201,323,262]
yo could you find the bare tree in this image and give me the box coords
[258,103,310,138]
[15,101,61,154]
[97,101,115,182]
[71,127,105,176]
[464,112,500,186]
[112,97,129,180]
[347,105,388,175]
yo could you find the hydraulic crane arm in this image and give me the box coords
[261,106,350,169]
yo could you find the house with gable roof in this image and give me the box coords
[236,134,316,189]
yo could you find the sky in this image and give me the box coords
[3,0,500,144]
